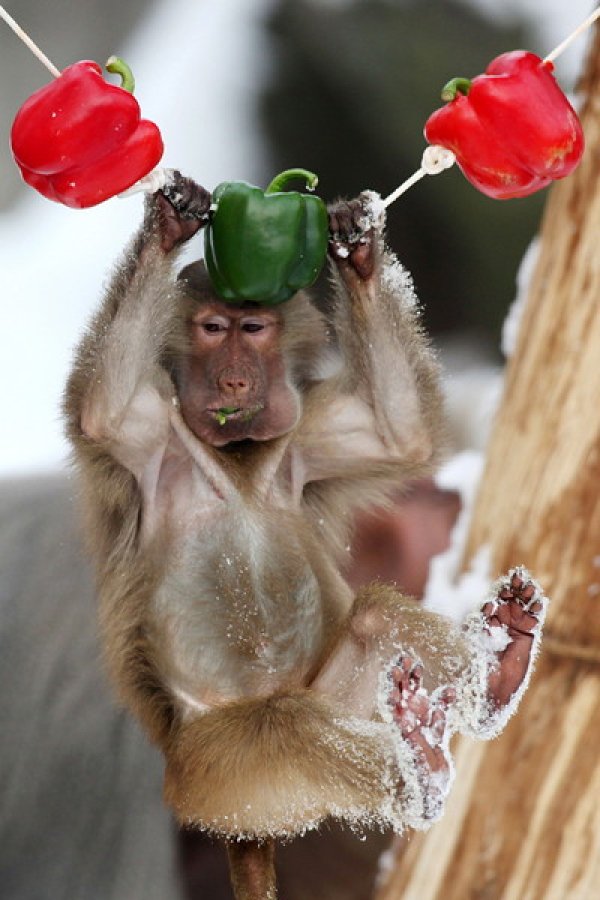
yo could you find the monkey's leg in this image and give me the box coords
[310,586,466,828]
[311,583,468,719]
[226,838,277,900]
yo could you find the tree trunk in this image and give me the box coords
[376,25,600,900]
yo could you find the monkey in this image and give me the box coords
[64,171,546,900]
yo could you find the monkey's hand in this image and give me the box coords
[328,191,385,281]
[155,170,212,253]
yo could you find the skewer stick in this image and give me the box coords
[544,7,600,65]
[382,146,455,209]
[0,4,60,77]
[384,9,600,208]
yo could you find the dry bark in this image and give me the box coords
[376,24,600,900]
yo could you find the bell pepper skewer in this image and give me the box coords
[0,4,60,77]
[11,56,164,208]
[3,6,164,209]
[384,8,600,209]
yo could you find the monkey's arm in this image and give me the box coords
[70,175,211,477]
[300,193,444,482]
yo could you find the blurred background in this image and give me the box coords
[0,0,592,475]
[0,2,595,899]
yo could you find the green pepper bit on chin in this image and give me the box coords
[215,407,238,426]
[214,404,265,426]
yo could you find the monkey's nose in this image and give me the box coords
[218,368,252,399]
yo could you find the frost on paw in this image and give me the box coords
[379,653,456,831]
[359,190,386,232]
[455,566,548,740]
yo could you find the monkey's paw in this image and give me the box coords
[157,170,212,251]
[328,192,384,280]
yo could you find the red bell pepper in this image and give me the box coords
[11,58,164,209]
[424,51,584,200]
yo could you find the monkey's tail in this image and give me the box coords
[226,837,277,900]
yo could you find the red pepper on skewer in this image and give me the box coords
[10,57,164,209]
[424,51,584,200]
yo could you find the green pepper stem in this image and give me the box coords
[265,168,319,194]
[441,76,472,102]
[105,56,135,93]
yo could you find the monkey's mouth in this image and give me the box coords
[209,404,264,426]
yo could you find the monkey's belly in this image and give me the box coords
[152,504,325,705]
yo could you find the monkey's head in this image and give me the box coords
[174,262,328,448]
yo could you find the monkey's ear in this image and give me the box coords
[177,260,215,301]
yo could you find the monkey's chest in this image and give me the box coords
[152,502,325,702]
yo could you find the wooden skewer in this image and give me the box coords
[544,7,600,65]
[0,4,60,77]
[382,146,455,209]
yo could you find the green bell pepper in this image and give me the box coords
[204,168,329,306]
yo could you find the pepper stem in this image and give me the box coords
[441,77,472,102]
[105,55,135,93]
[265,168,319,194]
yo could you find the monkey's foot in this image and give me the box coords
[328,193,384,280]
[484,569,545,708]
[461,566,548,738]
[386,655,456,824]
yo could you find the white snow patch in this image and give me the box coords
[480,623,513,653]
[423,451,491,624]
[374,844,396,890]
[443,365,503,453]
[501,237,540,359]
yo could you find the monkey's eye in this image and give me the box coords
[200,319,228,334]
[241,321,266,333]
